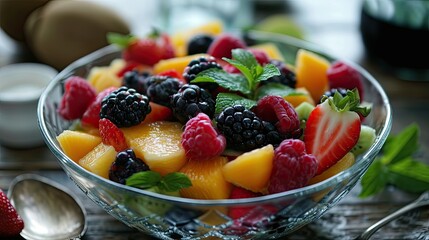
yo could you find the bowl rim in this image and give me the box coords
[38,31,392,206]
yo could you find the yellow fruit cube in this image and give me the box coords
[308,152,355,185]
[153,54,209,75]
[283,87,315,108]
[79,143,117,179]
[222,144,274,193]
[249,43,284,61]
[124,121,186,176]
[57,130,102,163]
[180,156,231,200]
[171,20,223,57]
[87,66,121,93]
[295,49,331,102]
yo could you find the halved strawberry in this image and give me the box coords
[304,89,371,175]
[81,87,117,128]
[0,189,24,237]
[99,118,128,152]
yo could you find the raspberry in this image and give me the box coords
[187,34,214,55]
[170,84,215,124]
[262,60,296,88]
[81,87,116,128]
[254,95,301,139]
[268,139,317,194]
[109,149,150,184]
[122,70,151,94]
[247,48,270,65]
[216,105,282,152]
[99,118,128,152]
[181,113,226,161]
[145,75,183,107]
[327,61,364,100]
[100,86,151,127]
[58,76,97,120]
[207,33,247,59]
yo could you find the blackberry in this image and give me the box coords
[320,88,349,103]
[263,60,296,88]
[187,34,214,55]
[100,86,151,127]
[183,56,222,92]
[122,70,151,94]
[109,149,150,184]
[170,84,215,124]
[145,75,183,107]
[216,105,282,152]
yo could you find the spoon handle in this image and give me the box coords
[356,191,429,240]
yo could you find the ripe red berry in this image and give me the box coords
[81,87,117,128]
[207,33,247,59]
[181,113,226,161]
[268,139,317,194]
[99,118,128,152]
[58,76,97,120]
[0,189,24,237]
[327,61,364,100]
[254,95,301,138]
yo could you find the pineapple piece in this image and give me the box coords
[79,143,117,179]
[222,144,274,193]
[123,121,186,176]
[87,66,121,93]
[57,130,102,163]
[249,43,284,61]
[153,54,209,75]
[180,156,231,200]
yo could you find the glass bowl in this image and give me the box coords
[38,31,392,239]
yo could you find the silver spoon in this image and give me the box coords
[355,191,429,240]
[7,174,87,240]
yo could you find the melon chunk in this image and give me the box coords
[79,143,117,179]
[123,121,186,176]
[222,144,274,193]
[57,130,102,163]
[295,49,331,102]
[180,156,231,200]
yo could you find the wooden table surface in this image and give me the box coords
[1,0,429,239]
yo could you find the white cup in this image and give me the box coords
[0,63,58,148]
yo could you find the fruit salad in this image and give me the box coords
[56,21,375,207]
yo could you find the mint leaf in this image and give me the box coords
[192,68,250,95]
[255,63,281,83]
[126,171,162,189]
[222,58,255,88]
[255,82,302,100]
[359,159,389,198]
[231,48,259,70]
[388,157,429,193]
[381,123,419,165]
[107,32,136,48]
[159,172,192,192]
[215,93,257,114]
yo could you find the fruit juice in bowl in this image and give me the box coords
[38,21,391,239]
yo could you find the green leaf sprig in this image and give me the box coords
[359,123,429,198]
[126,171,192,193]
[192,48,304,113]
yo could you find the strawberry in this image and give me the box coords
[58,76,97,120]
[108,31,175,66]
[327,61,364,100]
[0,189,24,237]
[207,33,247,59]
[81,87,117,128]
[304,89,371,175]
[99,118,128,152]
